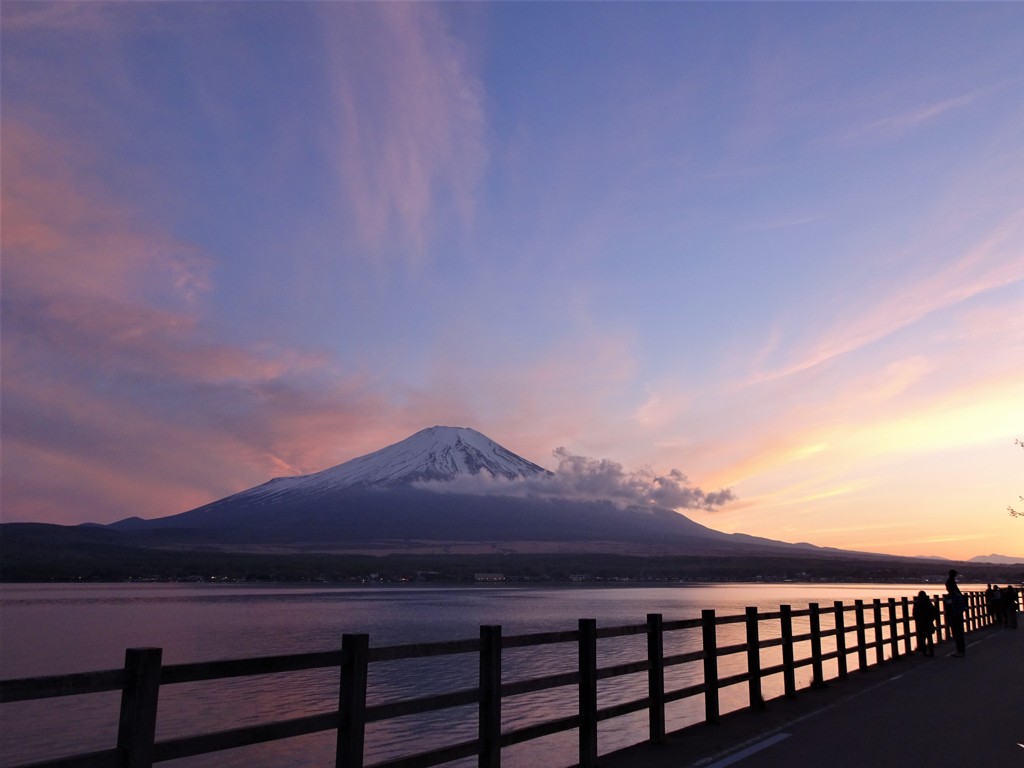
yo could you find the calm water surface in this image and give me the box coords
[0,582,933,767]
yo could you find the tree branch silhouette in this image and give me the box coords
[1010,438,1023,518]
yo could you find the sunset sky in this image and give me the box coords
[3,2,1022,561]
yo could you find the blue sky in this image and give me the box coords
[3,1,1022,560]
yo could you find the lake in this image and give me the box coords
[0,582,936,767]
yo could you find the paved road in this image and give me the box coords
[600,623,1023,768]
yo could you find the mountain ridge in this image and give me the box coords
[968,553,1024,565]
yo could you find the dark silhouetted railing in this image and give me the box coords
[0,590,1005,768]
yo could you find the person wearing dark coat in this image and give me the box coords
[992,584,1005,625]
[1002,585,1018,629]
[945,569,966,656]
[912,590,937,656]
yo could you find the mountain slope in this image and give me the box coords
[213,425,550,505]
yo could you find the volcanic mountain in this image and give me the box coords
[225,425,552,497]
[105,426,837,556]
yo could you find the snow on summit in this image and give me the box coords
[247,427,550,500]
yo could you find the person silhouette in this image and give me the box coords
[945,569,966,656]
[912,590,937,656]
[992,584,1005,626]
[1002,584,1018,629]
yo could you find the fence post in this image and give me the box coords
[780,605,796,698]
[745,607,764,709]
[887,598,900,658]
[336,633,369,768]
[647,613,666,743]
[702,609,719,724]
[872,599,885,665]
[900,597,912,655]
[579,619,598,768]
[935,594,947,641]
[479,625,502,768]
[854,600,868,671]
[117,647,162,768]
[833,601,847,680]
[809,603,825,688]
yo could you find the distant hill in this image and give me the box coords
[969,554,1024,565]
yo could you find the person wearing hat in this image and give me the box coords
[944,569,966,656]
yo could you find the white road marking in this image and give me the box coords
[702,733,792,767]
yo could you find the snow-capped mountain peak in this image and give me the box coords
[244,426,550,500]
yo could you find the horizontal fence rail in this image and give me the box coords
[1,589,1013,768]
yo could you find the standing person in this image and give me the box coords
[945,569,966,657]
[992,584,1005,626]
[1002,585,1018,629]
[912,590,938,656]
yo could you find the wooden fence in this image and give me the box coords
[0,589,1000,768]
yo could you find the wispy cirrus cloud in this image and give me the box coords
[746,207,1024,387]
[317,3,487,257]
[836,88,986,145]
[0,1,118,33]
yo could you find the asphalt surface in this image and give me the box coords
[599,621,1023,768]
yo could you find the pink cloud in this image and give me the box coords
[2,124,209,305]
[0,122,413,524]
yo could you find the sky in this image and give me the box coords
[2,1,1022,562]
